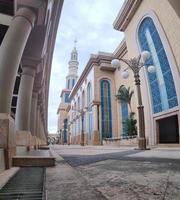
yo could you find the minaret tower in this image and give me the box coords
[66,40,79,89]
[57,40,79,143]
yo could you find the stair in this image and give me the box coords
[12,150,55,167]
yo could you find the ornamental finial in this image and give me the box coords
[74,39,77,47]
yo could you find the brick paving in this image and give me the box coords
[46,145,180,200]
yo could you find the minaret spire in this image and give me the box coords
[74,39,77,47]
[66,40,79,89]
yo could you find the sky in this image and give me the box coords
[48,0,125,133]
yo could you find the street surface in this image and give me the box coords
[46,145,180,200]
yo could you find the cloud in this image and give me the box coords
[48,0,125,133]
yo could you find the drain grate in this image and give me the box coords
[0,167,45,200]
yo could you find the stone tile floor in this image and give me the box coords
[46,145,180,200]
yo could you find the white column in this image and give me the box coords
[0,7,36,113]
[15,66,36,130]
[36,106,41,147]
[30,92,38,135]
[92,104,101,145]
[93,105,98,131]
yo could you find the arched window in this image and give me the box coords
[121,102,128,136]
[67,79,70,89]
[138,17,178,113]
[72,79,75,88]
[87,83,92,141]
[82,91,85,108]
[63,119,68,143]
[74,102,77,136]
[77,97,80,134]
[81,91,86,133]
[100,80,112,138]
[87,83,92,106]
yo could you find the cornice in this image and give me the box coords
[113,39,127,58]
[60,89,71,97]
[69,53,113,100]
[92,100,101,106]
[113,0,142,31]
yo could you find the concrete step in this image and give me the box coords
[12,150,55,167]
[157,144,180,148]
[12,156,55,167]
[39,146,49,150]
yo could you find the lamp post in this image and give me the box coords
[111,51,155,150]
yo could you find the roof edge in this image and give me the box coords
[113,39,127,58]
[113,0,142,32]
[69,52,113,100]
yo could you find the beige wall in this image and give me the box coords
[70,54,139,142]
[123,0,180,145]
[94,64,118,137]
[70,67,95,142]
[57,104,68,131]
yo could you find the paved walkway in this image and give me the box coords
[46,145,180,200]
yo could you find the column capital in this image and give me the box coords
[21,57,41,68]
[21,66,36,77]
[21,57,41,77]
[14,7,36,28]
[92,100,101,106]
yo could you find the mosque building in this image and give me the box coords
[57,0,180,147]
[57,41,79,144]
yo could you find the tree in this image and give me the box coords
[122,112,137,136]
[116,85,134,112]
[116,85,137,136]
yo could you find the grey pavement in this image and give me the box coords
[46,145,180,200]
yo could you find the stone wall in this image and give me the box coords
[103,137,138,147]
[0,148,5,173]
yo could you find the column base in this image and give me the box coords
[81,133,85,146]
[0,113,16,169]
[31,135,37,149]
[137,137,147,150]
[16,130,32,154]
[84,133,88,145]
[93,131,100,145]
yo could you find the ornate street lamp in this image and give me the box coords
[111,51,155,150]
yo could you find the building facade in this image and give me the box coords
[57,43,79,144]
[58,0,180,147]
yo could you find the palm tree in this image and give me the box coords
[122,112,137,136]
[116,85,134,112]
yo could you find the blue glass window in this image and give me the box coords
[87,83,92,140]
[121,102,128,136]
[87,83,92,105]
[82,91,86,129]
[78,97,80,133]
[63,119,68,143]
[72,79,75,88]
[67,79,70,89]
[100,80,112,138]
[65,92,70,103]
[138,17,178,113]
